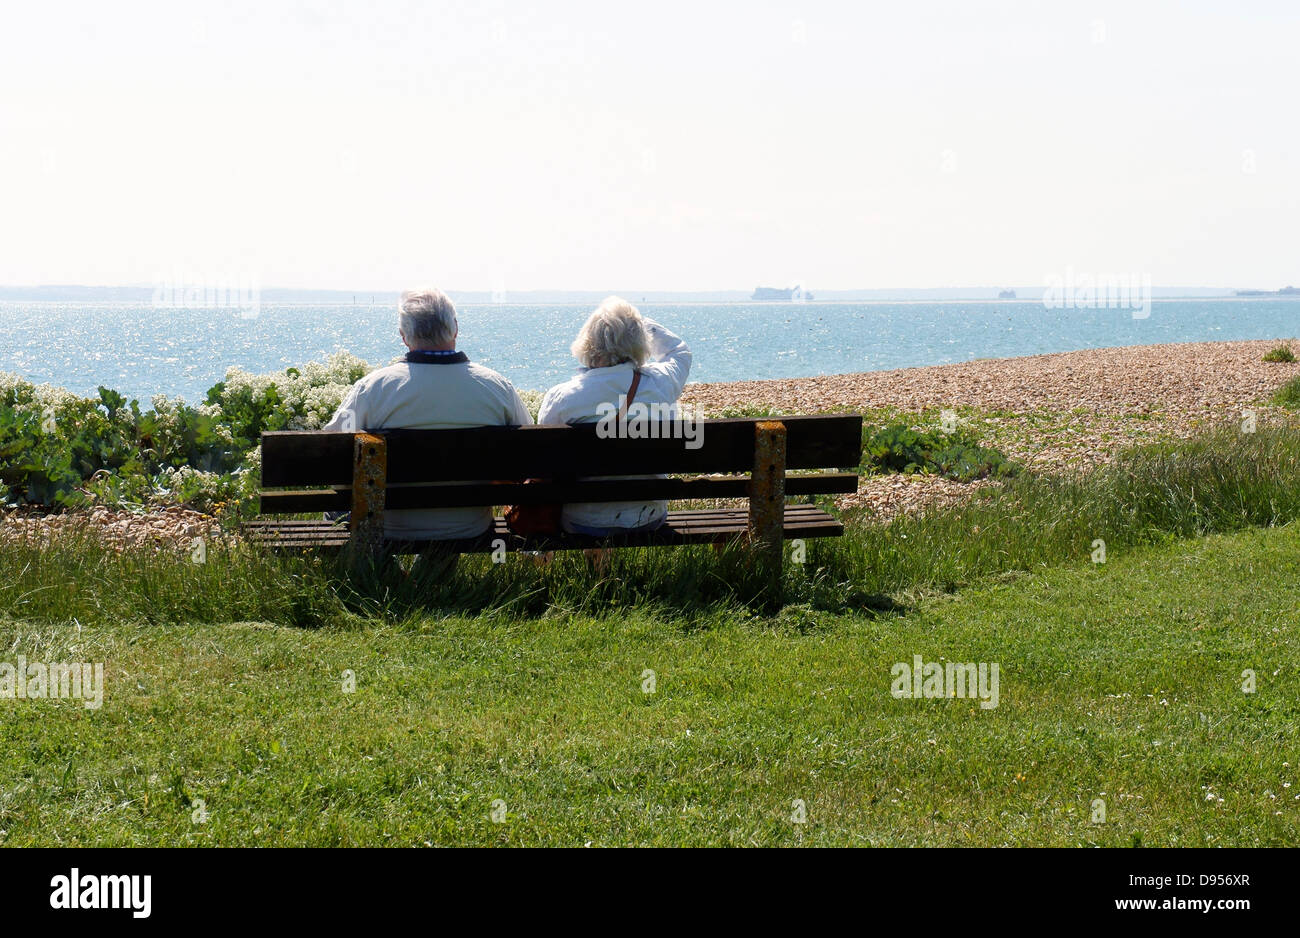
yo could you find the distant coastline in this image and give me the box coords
[0,284,1282,304]
[1234,285,1300,297]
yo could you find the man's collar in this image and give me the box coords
[405,349,468,364]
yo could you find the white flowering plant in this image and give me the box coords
[204,351,371,446]
[517,389,544,423]
[0,352,548,516]
[0,352,374,514]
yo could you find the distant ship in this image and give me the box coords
[1235,285,1300,297]
[998,289,1017,299]
[752,285,814,301]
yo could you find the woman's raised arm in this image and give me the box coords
[639,319,691,400]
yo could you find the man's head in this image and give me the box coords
[398,288,458,350]
[571,296,649,369]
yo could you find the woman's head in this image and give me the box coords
[571,296,649,369]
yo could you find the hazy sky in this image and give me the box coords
[1,0,1297,291]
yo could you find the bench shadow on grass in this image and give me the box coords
[326,537,908,626]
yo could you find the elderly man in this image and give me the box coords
[324,287,533,540]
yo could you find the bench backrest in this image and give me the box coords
[260,414,862,513]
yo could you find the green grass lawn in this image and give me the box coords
[2,522,1296,846]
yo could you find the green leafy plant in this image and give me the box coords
[1262,345,1296,363]
[863,423,1018,481]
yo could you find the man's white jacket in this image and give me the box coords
[324,354,533,539]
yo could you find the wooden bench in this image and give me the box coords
[244,415,862,586]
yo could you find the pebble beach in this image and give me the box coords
[686,338,1300,519]
[684,338,1299,423]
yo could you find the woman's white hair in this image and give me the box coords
[399,287,457,348]
[571,296,649,368]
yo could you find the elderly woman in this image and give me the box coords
[538,297,692,535]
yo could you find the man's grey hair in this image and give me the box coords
[399,288,457,349]
[571,296,649,368]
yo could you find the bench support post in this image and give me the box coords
[748,420,787,603]
[349,432,387,562]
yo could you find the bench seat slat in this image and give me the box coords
[240,502,831,528]
[243,505,842,553]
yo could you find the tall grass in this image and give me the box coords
[3,425,1298,626]
[0,530,772,626]
[1272,375,1300,408]
[804,425,1300,603]
[0,529,344,628]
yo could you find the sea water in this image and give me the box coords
[1,299,1296,403]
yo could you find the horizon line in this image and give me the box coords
[0,282,1289,294]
